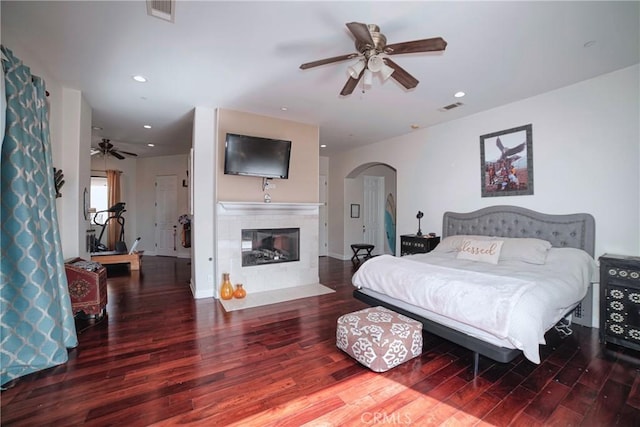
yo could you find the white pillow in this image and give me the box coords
[499,237,552,265]
[431,235,493,253]
[456,239,504,264]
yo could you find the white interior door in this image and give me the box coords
[155,175,178,257]
[363,175,385,255]
[319,175,328,256]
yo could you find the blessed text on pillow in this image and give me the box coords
[433,235,552,264]
[456,239,504,264]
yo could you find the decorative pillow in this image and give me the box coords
[431,235,493,253]
[499,237,552,265]
[456,239,504,264]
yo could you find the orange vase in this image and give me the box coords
[220,273,234,300]
[233,284,246,299]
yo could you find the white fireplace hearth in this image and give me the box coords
[216,202,321,297]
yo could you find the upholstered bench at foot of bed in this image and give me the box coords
[336,306,423,372]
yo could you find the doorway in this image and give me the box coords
[363,175,384,255]
[155,175,178,257]
[344,163,397,258]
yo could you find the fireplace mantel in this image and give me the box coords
[217,201,321,215]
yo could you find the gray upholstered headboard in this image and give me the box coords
[442,205,595,257]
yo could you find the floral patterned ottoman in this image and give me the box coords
[336,306,423,372]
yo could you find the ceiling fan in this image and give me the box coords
[300,22,447,96]
[91,138,138,160]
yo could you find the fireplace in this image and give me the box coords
[216,201,320,295]
[242,227,300,266]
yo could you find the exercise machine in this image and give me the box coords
[91,202,127,253]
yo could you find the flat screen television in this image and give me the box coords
[224,133,292,179]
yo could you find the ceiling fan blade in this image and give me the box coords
[385,37,447,55]
[300,53,358,70]
[116,150,138,157]
[346,22,374,47]
[340,70,363,96]
[110,151,125,160]
[383,58,419,89]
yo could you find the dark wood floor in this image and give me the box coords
[2,256,640,426]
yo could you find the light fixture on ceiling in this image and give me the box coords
[454,91,466,98]
[280,106,288,111]
[132,75,147,83]
[379,61,395,81]
[367,55,384,72]
[320,144,327,148]
[147,143,155,147]
[348,59,365,78]
[363,69,373,87]
[367,55,394,81]
[92,126,102,131]
[351,54,395,89]
[143,124,152,129]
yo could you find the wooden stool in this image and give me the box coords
[351,244,374,263]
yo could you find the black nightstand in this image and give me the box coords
[400,235,440,256]
[599,254,640,353]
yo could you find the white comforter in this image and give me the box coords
[352,248,596,363]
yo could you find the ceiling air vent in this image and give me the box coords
[147,0,175,23]
[438,102,464,112]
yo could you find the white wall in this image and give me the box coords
[191,107,216,299]
[135,154,190,258]
[320,156,329,176]
[329,65,640,259]
[59,88,92,260]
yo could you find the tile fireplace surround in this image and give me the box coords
[216,202,320,296]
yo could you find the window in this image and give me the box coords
[90,176,108,225]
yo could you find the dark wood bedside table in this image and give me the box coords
[400,235,440,256]
[599,253,640,354]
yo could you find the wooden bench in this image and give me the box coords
[91,251,143,270]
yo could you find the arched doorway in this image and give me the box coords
[345,163,397,256]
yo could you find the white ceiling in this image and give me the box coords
[2,1,639,158]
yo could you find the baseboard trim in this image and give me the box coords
[328,251,348,261]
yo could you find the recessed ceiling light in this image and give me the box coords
[583,40,596,48]
[132,75,147,83]
[281,106,288,111]
[92,126,102,131]
[143,125,152,129]
[320,144,327,148]
[147,143,155,147]
[454,91,466,98]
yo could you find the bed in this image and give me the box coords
[352,205,596,372]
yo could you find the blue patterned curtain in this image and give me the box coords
[1,46,77,386]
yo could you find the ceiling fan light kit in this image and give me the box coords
[300,21,447,95]
[363,69,373,87]
[367,55,384,72]
[348,59,366,78]
[379,62,395,81]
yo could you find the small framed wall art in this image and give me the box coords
[350,204,360,218]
